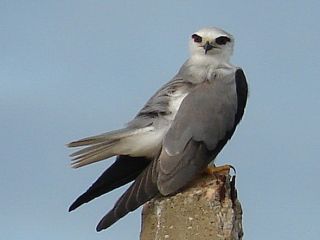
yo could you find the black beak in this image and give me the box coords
[204,42,214,54]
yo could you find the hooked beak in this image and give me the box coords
[203,41,214,54]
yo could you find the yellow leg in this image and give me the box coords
[204,164,236,175]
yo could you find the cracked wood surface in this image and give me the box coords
[140,173,243,240]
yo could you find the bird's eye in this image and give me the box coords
[192,34,202,43]
[215,36,231,45]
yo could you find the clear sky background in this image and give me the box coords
[1,1,319,239]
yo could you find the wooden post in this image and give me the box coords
[140,173,243,240]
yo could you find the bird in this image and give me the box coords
[67,26,248,232]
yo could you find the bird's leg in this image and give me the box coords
[204,164,236,175]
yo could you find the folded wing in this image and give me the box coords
[158,69,248,195]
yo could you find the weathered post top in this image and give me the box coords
[140,173,243,240]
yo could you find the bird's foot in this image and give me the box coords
[204,164,236,175]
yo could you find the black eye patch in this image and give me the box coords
[192,34,202,43]
[215,36,231,45]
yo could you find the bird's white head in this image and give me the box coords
[189,27,234,65]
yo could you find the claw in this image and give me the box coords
[204,164,236,175]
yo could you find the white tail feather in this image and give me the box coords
[68,126,157,168]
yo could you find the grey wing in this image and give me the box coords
[157,69,248,195]
[128,75,192,126]
[96,158,159,231]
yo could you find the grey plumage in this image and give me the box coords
[68,27,248,232]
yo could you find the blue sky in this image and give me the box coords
[1,1,319,239]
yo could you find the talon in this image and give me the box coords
[204,164,236,175]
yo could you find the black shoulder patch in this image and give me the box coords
[234,68,248,125]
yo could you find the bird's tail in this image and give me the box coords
[67,127,151,168]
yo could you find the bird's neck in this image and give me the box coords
[188,53,231,68]
[180,54,233,83]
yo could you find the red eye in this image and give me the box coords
[215,36,231,45]
[192,34,202,43]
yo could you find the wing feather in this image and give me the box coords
[96,159,158,231]
[158,69,247,195]
[69,155,150,211]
